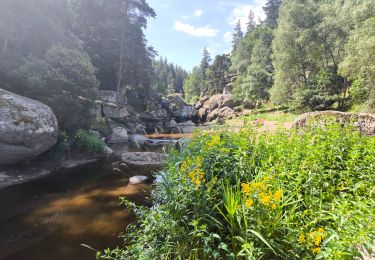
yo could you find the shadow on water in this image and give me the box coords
[0,160,152,260]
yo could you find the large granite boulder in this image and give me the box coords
[163,93,197,122]
[293,111,375,135]
[203,94,239,111]
[207,107,235,122]
[0,88,58,165]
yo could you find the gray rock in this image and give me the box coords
[292,111,375,135]
[121,152,166,174]
[107,127,128,144]
[207,107,235,122]
[203,94,239,111]
[103,103,129,119]
[104,146,114,157]
[176,121,197,133]
[0,88,58,165]
[207,108,220,121]
[99,90,127,105]
[129,175,149,185]
[164,93,198,121]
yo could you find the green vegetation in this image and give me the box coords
[71,129,105,155]
[99,122,375,259]
[242,112,299,124]
[48,130,105,159]
[184,0,375,112]
[151,57,188,95]
[0,0,158,132]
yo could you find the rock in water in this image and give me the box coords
[121,152,166,174]
[0,88,58,165]
[129,175,149,185]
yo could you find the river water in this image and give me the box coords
[0,160,154,260]
[0,133,192,260]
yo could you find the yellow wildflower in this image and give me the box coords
[274,189,283,201]
[298,234,305,243]
[259,192,271,205]
[315,235,322,246]
[241,183,251,193]
[312,247,321,253]
[188,171,195,180]
[317,227,324,233]
[271,204,277,210]
[245,199,254,208]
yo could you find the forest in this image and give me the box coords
[184,0,375,112]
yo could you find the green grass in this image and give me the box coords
[242,112,299,124]
[98,120,375,260]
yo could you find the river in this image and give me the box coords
[0,136,183,260]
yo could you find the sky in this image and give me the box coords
[145,0,267,71]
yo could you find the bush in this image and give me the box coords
[71,129,105,155]
[99,122,375,259]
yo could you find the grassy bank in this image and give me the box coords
[99,121,375,259]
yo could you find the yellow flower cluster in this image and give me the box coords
[241,177,283,210]
[299,227,325,254]
[181,156,205,188]
[206,134,221,147]
[188,168,205,188]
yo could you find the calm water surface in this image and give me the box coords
[0,162,151,260]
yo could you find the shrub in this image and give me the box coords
[99,122,375,259]
[71,129,105,155]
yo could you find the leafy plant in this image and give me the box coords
[99,121,375,259]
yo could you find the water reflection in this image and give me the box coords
[0,166,151,260]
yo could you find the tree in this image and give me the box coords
[263,0,282,29]
[271,0,350,110]
[72,0,156,109]
[183,67,201,102]
[205,54,231,95]
[11,45,99,131]
[340,17,375,109]
[199,47,212,94]
[246,10,256,34]
[232,20,243,51]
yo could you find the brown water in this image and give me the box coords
[0,163,151,260]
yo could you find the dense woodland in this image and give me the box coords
[184,0,375,112]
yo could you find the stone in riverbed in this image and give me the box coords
[0,88,58,165]
[129,175,149,185]
[121,152,166,174]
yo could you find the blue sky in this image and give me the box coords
[145,0,267,71]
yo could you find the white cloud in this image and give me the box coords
[228,1,266,31]
[223,31,232,43]
[174,21,218,37]
[181,15,189,20]
[194,9,203,17]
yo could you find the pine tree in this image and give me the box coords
[263,0,282,29]
[246,10,256,34]
[232,20,243,51]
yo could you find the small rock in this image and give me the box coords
[129,175,149,185]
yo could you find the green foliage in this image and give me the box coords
[151,57,188,95]
[12,45,99,132]
[99,122,375,259]
[339,16,375,109]
[71,129,105,155]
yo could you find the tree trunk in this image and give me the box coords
[116,28,125,92]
